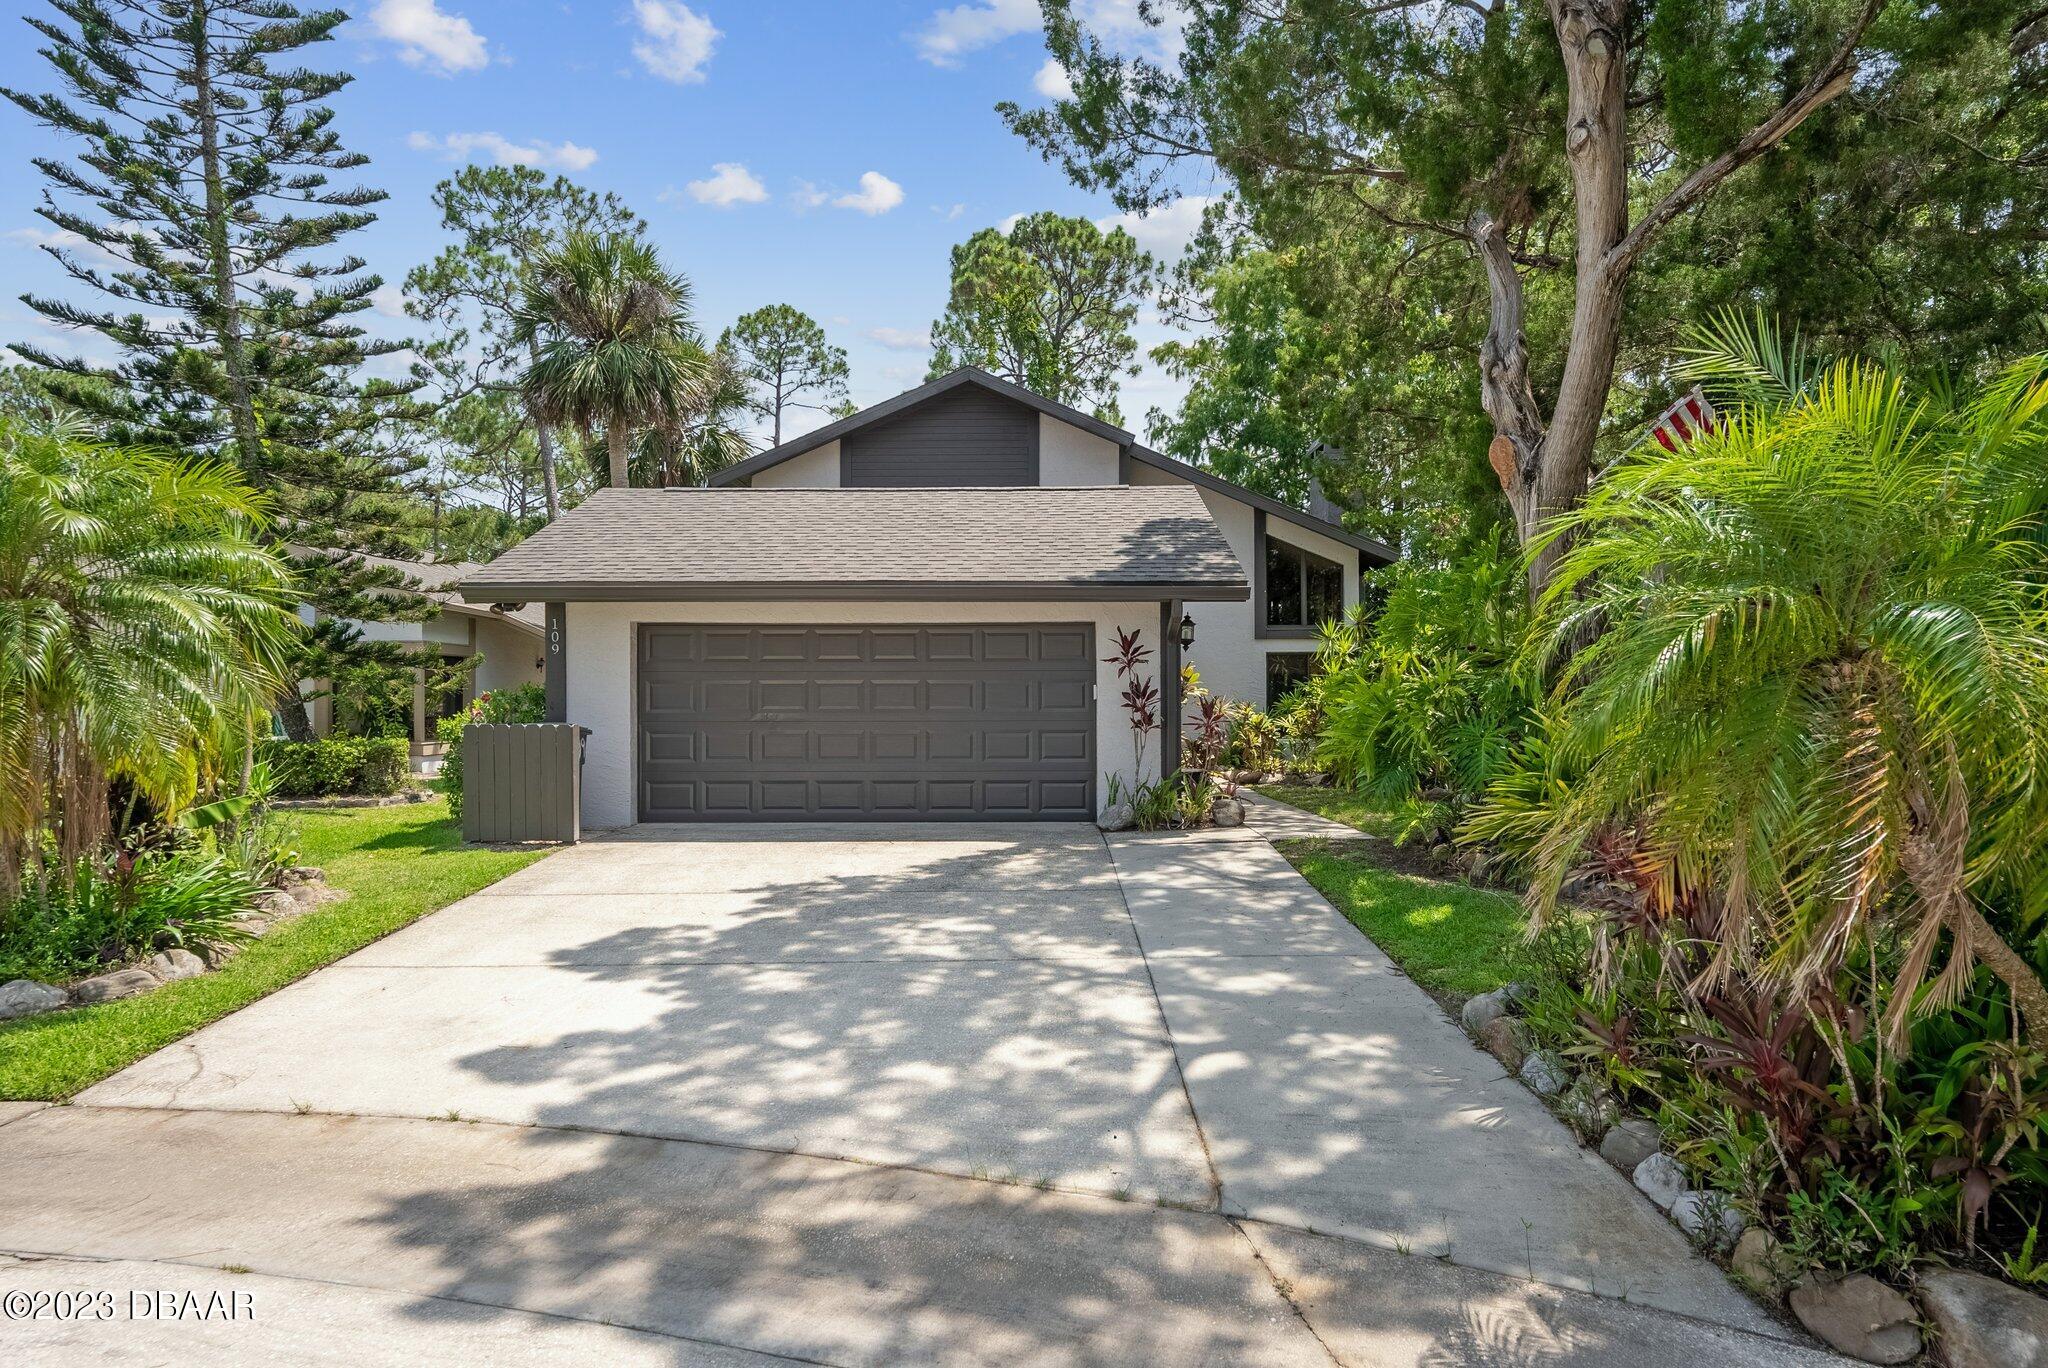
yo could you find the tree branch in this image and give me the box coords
[1606,0,1883,279]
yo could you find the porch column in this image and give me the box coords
[1159,599,1182,780]
[544,602,568,723]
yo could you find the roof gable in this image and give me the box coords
[709,368,1128,487]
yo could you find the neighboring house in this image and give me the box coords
[461,367,1395,825]
[300,553,546,772]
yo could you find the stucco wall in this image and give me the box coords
[471,613,543,696]
[1129,465,1358,709]
[564,599,1166,829]
[1038,414,1120,485]
[749,439,840,487]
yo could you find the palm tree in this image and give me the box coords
[513,231,713,488]
[0,415,299,889]
[632,346,755,487]
[1510,316,2048,1043]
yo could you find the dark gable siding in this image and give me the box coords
[841,385,1039,487]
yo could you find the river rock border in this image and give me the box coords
[1461,982,2048,1365]
[0,866,347,1023]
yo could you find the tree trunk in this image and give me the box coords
[189,2,263,477]
[606,422,629,488]
[1964,903,2048,1044]
[273,688,313,742]
[527,337,561,519]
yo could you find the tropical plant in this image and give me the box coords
[513,230,715,488]
[1104,627,1159,789]
[0,847,257,984]
[1510,320,2048,1042]
[437,684,547,819]
[0,417,298,891]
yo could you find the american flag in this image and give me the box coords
[1649,386,1717,451]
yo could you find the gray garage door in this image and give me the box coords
[637,623,1096,821]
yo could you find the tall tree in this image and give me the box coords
[720,304,848,446]
[513,230,714,488]
[1008,2,2046,593]
[928,211,1154,421]
[4,0,429,736]
[406,165,641,519]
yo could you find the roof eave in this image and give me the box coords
[459,579,1250,605]
[1125,445,1400,564]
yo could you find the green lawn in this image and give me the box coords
[1252,783,1404,840]
[0,797,548,1101]
[1253,786,1533,1000]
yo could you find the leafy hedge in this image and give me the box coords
[435,683,546,820]
[257,736,410,798]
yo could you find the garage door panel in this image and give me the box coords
[637,624,1095,821]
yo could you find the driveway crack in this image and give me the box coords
[1097,829,1226,1213]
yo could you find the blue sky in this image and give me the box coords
[0,0,1210,444]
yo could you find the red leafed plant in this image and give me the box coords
[1683,988,1855,1182]
[1105,628,1157,785]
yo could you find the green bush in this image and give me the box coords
[258,736,410,798]
[0,849,258,983]
[438,683,546,820]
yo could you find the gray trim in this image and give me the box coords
[711,367,1130,487]
[466,579,1250,604]
[1254,515,1341,641]
[1127,443,1399,564]
[1160,599,1182,780]
[543,602,568,723]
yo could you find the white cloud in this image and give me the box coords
[369,283,409,319]
[933,202,967,220]
[866,326,931,350]
[367,0,489,75]
[790,180,830,210]
[998,211,1027,233]
[913,0,1036,66]
[1033,58,1074,99]
[1096,195,1214,257]
[407,131,598,172]
[680,162,767,208]
[833,171,904,215]
[632,0,720,84]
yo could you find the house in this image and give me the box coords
[300,553,546,772]
[460,368,1395,825]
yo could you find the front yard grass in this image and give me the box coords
[1254,786,1533,1000]
[0,796,547,1101]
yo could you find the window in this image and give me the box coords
[1262,529,1345,634]
[1266,653,1315,710]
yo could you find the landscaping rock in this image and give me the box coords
[1669,1191,1744,1249]
[1209,796,1246,828]
[145,948,206,982]
[197,941,241,970]
[1476,1016,1530,1072]
[1461,988,1509,1034]
[1632,1152,1689,1211]
[289,881,346,909]
[0,979,67,1021]
[1558,1075,1621,1140]
[1918,1266,2048,1368]
[1789,1273,1920,1365]
[1731,1227,1796,1295]
[254,889,298,918]
[280,865,324,884]
[1599,1118,1662,1174]
[1501,981,1536,1007]
[69,967,162,1005]
[1519,1049,1569,1096]
[1098,802,1135,833]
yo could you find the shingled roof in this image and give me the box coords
[457,485,1251,603]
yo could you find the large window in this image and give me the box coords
[1262,532,1344,634]
[1265,653,1315,710]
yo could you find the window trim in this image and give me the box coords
[1254,509,1347,640]
[1264,650,1316,710]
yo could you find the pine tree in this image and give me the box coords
[5,0,431,737]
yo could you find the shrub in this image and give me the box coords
[438,683,546,819]
[0,848,258,983]
[258,736,410,798]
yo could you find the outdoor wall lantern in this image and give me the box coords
[1177,612,1197,650]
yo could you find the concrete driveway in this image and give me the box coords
[0,813,1838,1365]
